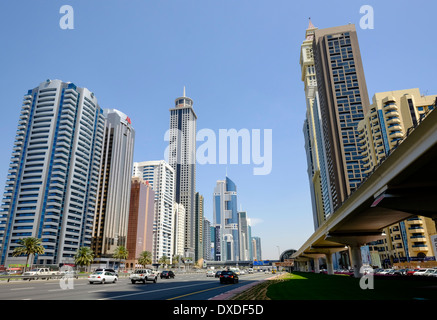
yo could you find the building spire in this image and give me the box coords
[183,86,186,97]
[308,17,315,30]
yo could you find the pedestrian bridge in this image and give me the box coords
[292,107,437,277]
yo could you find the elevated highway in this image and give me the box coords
[292,108,437,277]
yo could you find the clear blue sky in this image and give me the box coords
[0,0,435,260]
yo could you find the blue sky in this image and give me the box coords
[0,0,436,260]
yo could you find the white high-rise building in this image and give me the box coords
[133,160,175,264]
[0,79,106,266]
[168,88,197,259]
[173,202,185,257]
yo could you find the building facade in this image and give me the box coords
[0,79,105,266]
[301,19,333,229]
[313,24,370,211]
[213,177,240,261]
[126,177,155,269]
[357,89,437,266]
[203,218,211,261]
[173,202,185,258]
[133,160,175,264]
[92,109,135,263]
[194,192,204,263]
[168,88,197,259]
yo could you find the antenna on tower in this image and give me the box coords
[183,86,186,97]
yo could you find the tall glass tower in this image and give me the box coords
[168,88,197,259]
[0,79,105,266]
[213,177,239,261]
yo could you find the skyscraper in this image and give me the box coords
[238,211,250,261]
[168,88,197,259]
[301,19,333,229]
[92,109,135,263]
[213,177,239,261]
[133,160,175,263]
[313,24,370,210]
[0,79,105,266]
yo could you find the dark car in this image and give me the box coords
[219,270,239,284]
[215,271,222,278]
[160,270,175,279]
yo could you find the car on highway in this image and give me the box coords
[130,269,158,284]
[88,271,118,284]
[215,271,222,278]
[95,268,118,277]
[423,268,437,276]
[206,270,215,277]
[160,270,175,279]
[219,270,239,284]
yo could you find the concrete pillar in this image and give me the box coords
[326,253,334,275]
[307,260,312,272]
[314,258,320,273]
[350,245,363,278]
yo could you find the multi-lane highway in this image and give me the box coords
[0,271,273,300]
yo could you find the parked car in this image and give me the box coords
[88,271,118,284]
[130,269,158,284]
[413,268,429,276]
[219,270,239,284]
[423,268,437,276]
[206,270,215,277]
[215,271,222,278]
[406,269,419,276]
[160,270,175,279]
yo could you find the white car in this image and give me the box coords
[413,268,429,276]
[206,270,215,277]
[88,271,118,284]
[129,269,158,284]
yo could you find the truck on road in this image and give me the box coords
[22,268,60,280]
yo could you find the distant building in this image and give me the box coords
[126,177,155,269]
[173,202,186,258]
[203,218,211,260]
[133,160,175,264]
[252,237,262,261]
[194,192,204,263]
[213,177,239,261]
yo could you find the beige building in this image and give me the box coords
[357,88,437,266]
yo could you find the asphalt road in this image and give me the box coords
[0,272,273,300]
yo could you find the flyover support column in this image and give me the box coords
[314,258,320,273]
[326,253,334,275]
[350,245,363,278]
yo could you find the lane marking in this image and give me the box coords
[11,287,34,291]
[167,285,224,300]
[98,282,210,300]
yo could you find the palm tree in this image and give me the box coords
[158,255,170,268]
[74,247,94,273]
[137,251,152,268]
[12,237,45,272]
[113,246,129,271]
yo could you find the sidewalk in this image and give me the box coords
[209,273,280,300]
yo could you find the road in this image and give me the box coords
[0,271,273,300]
